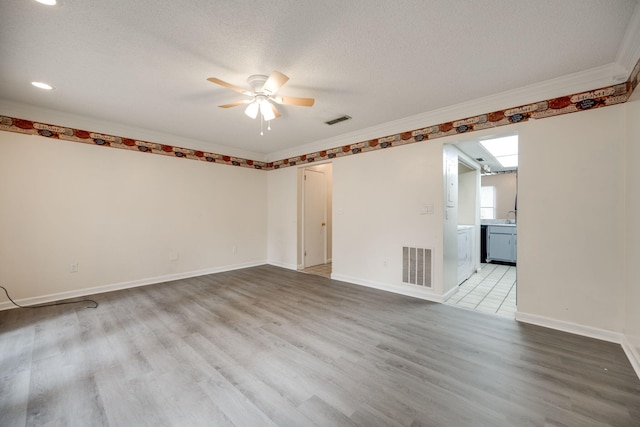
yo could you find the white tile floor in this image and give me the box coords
[445,263,517,318]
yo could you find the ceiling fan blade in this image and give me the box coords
[277,96,315,107]
[207,77,250,95]
[218,100,251,108]
[271,103,281,119]
[262,71,289,95]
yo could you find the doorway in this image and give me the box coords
[298,163,333,277]
[444,135,518,317]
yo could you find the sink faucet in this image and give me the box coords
[507,210,517,223]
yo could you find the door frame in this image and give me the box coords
[297,163,333,270]
[302,168,327,268]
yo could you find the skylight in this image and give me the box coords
[480,135,518,168]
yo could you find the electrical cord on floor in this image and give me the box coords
[0,285,98,309]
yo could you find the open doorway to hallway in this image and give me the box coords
[301,263,332,278]
[298,163,333,278]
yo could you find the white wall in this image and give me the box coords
[0,132,267,305]
[331,142,445,299]
[268,142,445,299]
[517,105,626,333]
[481,173,517,220]
[267,166,299,269]
[624,93,640,370]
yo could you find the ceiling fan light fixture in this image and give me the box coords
[244,101,259,119]
[208,70,313,131]
[260,100,276,121]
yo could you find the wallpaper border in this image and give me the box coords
[1,58,638,171]
[0,117,269,170]
[270,57,639,169]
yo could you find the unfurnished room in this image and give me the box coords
[1,1,640,426]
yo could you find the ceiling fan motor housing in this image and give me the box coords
[247,75,270,94]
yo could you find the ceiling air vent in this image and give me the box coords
[325,115,352,125]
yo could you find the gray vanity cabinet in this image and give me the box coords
[486,225,516,264]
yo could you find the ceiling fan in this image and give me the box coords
[207,71,315,122]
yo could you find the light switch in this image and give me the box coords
[419,204,434,215]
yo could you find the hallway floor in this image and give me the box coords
[445,263,517,318]
[301,262,332,278]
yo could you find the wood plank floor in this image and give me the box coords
[1,265,639,426]
[301,263,332,278]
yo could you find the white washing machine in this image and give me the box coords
[457,225,475,285]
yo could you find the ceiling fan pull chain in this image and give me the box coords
[260,114,264,136]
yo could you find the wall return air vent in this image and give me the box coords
[402,247,432,288]
[325,115,352,125]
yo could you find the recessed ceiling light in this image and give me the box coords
[35,0,57,5]
[31,81,54,90]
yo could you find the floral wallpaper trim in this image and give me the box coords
[1,58,638,171]
[0,117,268,170]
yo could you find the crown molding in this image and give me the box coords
[616,1,640,73]
[266,62,627,161]
[0,99,267,162]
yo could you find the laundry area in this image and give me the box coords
[444,136,518,317]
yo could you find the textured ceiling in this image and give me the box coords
[0,0,638,157]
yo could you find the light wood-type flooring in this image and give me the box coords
[1,265,639,426]
[301,262,332,278]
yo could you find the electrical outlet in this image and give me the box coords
[232,246,237,254]
[69,263,78,273]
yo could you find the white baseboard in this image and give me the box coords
[331,274,445,303]
[515,312,640,381]
[515,312,624,344]
[0,260,266,311]
[621,336,640,380]
[268,261,299,271]
[443,285,459,302]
